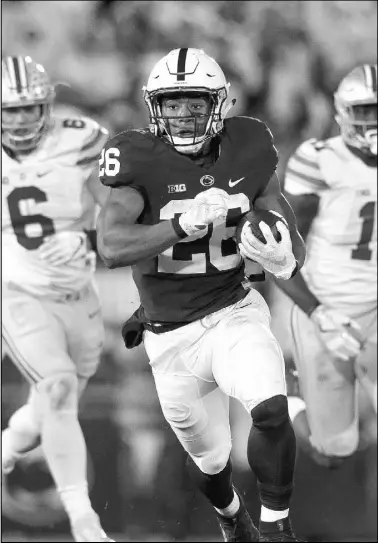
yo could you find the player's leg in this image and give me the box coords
[289,304,359,466]
[144,324,259,541]
[2,290,47,471]
[1,384,41,473]
[210,290,299,540]
[355,309,377,415]
[48,284,110,542]
[2,287,111,542]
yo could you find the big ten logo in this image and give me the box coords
[168,184,187,193]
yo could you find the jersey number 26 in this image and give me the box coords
[158,193,250,274]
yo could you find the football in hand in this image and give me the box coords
[235,209,284,245]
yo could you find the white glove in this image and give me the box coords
[179,188,230,236]
[310,305,364,362]
[238,219,296,280]
[38,231,88,266]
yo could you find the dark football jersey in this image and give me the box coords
[100,116,278,324]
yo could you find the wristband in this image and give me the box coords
[171,216,188,239]
[307,301,321,318]
[84,229,97,252]
[289,260,299,279]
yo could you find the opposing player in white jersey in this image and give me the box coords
[275,64,377,468]
[1,56,114,542]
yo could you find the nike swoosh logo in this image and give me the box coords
[37,171,51,178]
[229,177,245,187]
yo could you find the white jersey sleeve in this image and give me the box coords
[284,139,329,195]
[52,115,109,172]
[74,117,109,170]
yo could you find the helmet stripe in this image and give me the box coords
[371,65,377,93]
[6,57,17,91]
[18,56,28,90]
[12,56,23,94]
[177,48,188,81]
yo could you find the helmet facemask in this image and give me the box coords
[336,101,377,156]
[145,87,229,155]
[2,102,52,153]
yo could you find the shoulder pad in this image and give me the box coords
[226,116,275,146]
[285,139,328,193]
[75,117,109,167]
[224,116,278,176]
[53,115,108,168]
[99,129,155,188]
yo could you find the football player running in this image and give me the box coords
[1,56,113,542]
[97,48,307,542]
[275,64,377,469]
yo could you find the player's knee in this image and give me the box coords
[251,394,289,430]
[8,404,41,445]
[162,401,231,475]
[162,402,193,426]
[37,373,79,412]
[193,442,232,475]
[312,425,359,460]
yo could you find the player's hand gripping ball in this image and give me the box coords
[235,208,296,280]
[235,209,284,248]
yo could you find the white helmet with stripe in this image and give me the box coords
[143,48,233,154]
[2,56,55,152]
[334,64,377,156]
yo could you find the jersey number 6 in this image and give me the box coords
[99,148,120,176]
[7,187,55,250]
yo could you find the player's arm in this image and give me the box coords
[80,170,110,253]
[97,184,230,268]
[271,190,320,316]
[238,120,305,279]
[87,169,110,207]
[271,143,362,361]
[96,186,181,268]
[269,139,324,311]
[254,172,306,269]
[273,193,363,362]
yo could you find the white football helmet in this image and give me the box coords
[334,64,377,156]
[143,48,233,154]
[2,56,55,152]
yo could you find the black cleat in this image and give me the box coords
[215,488,259,542]
[259,517,305,541]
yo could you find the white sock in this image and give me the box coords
[41,410,94,522]
[59,482,95,524]
[214,491,240,518]
[260,506,289,523]
[287,396,306,423]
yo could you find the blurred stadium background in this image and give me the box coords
[1,1,377,541]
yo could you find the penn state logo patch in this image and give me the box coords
[200,175,215,187]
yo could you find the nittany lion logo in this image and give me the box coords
[200,175,215,187]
